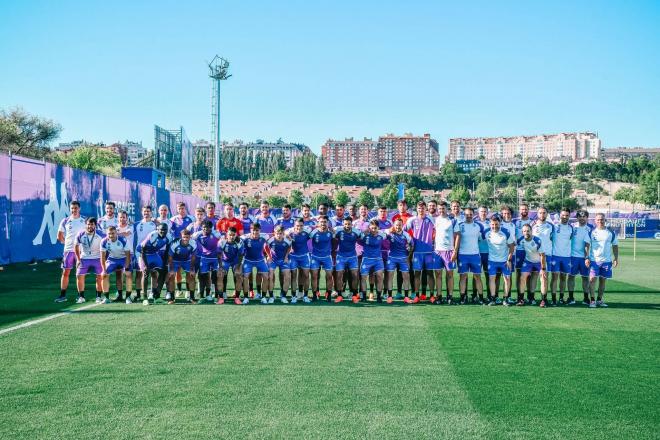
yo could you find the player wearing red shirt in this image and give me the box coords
[216,202,244,236]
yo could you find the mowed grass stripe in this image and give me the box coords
[423,298,660,440]
[0,304,490,439]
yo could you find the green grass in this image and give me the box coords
[0,240,658,439]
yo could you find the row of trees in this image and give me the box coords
[193,148,288,181]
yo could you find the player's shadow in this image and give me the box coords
[600,302,660,310]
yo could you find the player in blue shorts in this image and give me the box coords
[309,216,335,302]
[550,208,574,305]
[518,224,548,307]
[403,201,436,303]
[434,202,457,304]
[357,219,387,302]
[333,217,361,302]
[584,213,619,308]
[218,227,244,304]
[568,209,593,305]
[266,225,292,303]
[386,218,413,304]
[100,226,130,303]
[167,229,197,304]
[192,221,222,304]
[453,207,485,304]
[483,216,515,306]
[475,206,491,298]
[513,203,533,301]
[285,218,313,303]
[136,223,170,303]
[241,223,270,304]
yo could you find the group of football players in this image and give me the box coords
[53,197,619,308]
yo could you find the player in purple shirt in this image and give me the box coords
[357,220,387,302]
[55,201,86,303]
[238,202,255,296]
[241,223,270,303]
[192,220,222,303]
[170,202,194,239]
[266,225,292,303]
[218,227,245,304]
[404,201,437,303]
[309,216,335,301]
[74,217,106,304]
[136,223,170,302]
[255,200,277,236]
[205,201,221,225]
[276,204,296,231]
[100,226,130,303]
[167,229,197,305]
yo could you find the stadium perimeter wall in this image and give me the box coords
[0,153,206,264]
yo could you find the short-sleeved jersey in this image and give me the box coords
[216,217,244,236]
[434,216,457,252]
[219,238,244,263]
[309,229,334,257]
[267,236,292,261]
[404,216,435,253]
[192,231,222,258]
[76,229,106,259]
[571,223,594,258]
[301,217,317,228]
[241,234,268,261]
[329,214,349,228]
[352,218,371,255]
[474,218,490,253]
[552,222,574,258]
[169,238,197,262]
[587,227,618,263]
[186,221,205,235]
[116,224,134,254]
[514,218,533,250]
[137,231,170,256]
[254,213,278,235]
[359,231,387,259]
[391,212,413,229]
[483,228,515,263]
[454,221,484,255]
[501,221,516,242]
[275,216,296,231]
[387,231,413,259]
[100,236,128,260]
[532,221,555,257]
[237,214,255,234]
[170,215,194,239]
[133,220,158,253]
[376,218,393,251]
[334,228,361,257]
[98,215,118,232]
[156,216,173,231]
[287,227,312,256]
[58,216,87,252]
[517,236,544,263]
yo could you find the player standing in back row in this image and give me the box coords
[55,201,86,303]
[585,213,619,308]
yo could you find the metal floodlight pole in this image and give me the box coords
[208,55,231,203]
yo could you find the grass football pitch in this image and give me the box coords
[0,240,658,439]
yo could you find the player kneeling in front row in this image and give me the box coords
[267,226,292,303]
[167,229,197,305]
[218,227,245,305]
[100,226,130,303]
[310,215,335,302]
[74,217,106,304]
[192,221,222,303]
[517,224,548,307]
[333,217,361,303]
[386,218,413,304]
[482,215,515,306]
[136,223,171,303]
[357,220,386,302]
[242,223,271,304]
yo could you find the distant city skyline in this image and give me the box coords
[1,1,659,158]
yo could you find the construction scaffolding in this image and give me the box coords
[154,125,192,193]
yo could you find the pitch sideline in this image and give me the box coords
[0,302,101,336]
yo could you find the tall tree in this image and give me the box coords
[0,107,62,159]
[289,189,304,207]
[334,189,351,207]
[356,189,375,209]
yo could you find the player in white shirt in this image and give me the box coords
[156,204,173,231]
[514,203,533,301]
[550,208,574,306]
[584,213,619,308]
[433,201,457,303]
[517,224,548,307]
[98,201,118,231]
[532,207,554,261]
[74,217,106,304]
[498,206,517,304]
[116,210,136,300]
[133,206,158,300]
[483,215,515,305]
[100,226,130,303]
[55,201,87,303]
[568,209,594,305]
[453,207,485,304]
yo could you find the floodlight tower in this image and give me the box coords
[208,55,231,203]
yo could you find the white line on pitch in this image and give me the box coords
[0,303,101,336]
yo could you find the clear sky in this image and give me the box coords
[1,0,659,157]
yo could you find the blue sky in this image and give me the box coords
[1,0,659,157]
